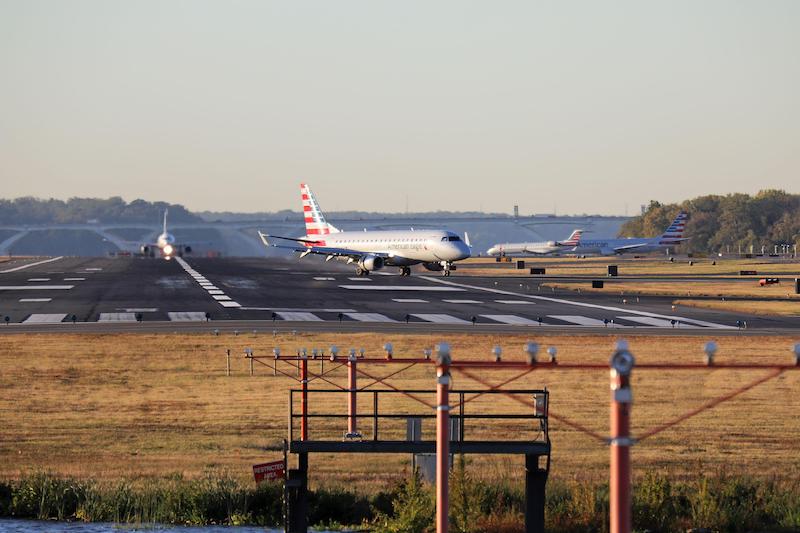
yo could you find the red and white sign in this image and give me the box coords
[253,460,285,483]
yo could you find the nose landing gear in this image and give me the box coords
[399,267,411,277]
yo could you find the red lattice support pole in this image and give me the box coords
[347,350,358,437]
[300,354,309,441]
[609,341,635,533]
[435,342,452,533]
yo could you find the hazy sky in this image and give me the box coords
[1,1,798,215]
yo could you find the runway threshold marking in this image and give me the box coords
[276,312,323,322]
[99,313,137,322]
[344,312,397,323]
[481,314,541,326]
[0,256,64,273]
[549,315,627,327]
[420,277,737,329]
[168,312,207,322]
[616,316,700,328]
[411,314,472,324]
[23,313,67,323]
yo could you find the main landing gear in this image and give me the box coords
[442,262,453,277]
[355,267,370,276]
[399,267,412,277]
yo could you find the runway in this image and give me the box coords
[0,255,797,335]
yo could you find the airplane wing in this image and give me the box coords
[611,243,650,253]
[258,232,389,261]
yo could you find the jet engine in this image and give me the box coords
[358,255,384,271]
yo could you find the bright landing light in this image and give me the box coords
[163,244,174,256]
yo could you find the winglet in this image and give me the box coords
[464,232,472,248]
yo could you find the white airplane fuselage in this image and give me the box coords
[314,229,470,265]
[486,241,562,257]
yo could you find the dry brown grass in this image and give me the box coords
[674,299,800,317]
[459,257,800,278]
[1,332,798,489]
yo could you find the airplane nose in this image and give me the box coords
[487,247,498,256]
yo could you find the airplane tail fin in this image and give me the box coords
[658,211,689,245]
[300,183,340,236]
[163,209,168,234]
[560,229,583,246]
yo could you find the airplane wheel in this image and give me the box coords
[356,267,365,276]
[401,267,411,276]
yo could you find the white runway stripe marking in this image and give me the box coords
[616,316,699,328]
[85,268,103,271]
[0,285,74,291]
[0,256,63,273]
[548,315,626,327]
[495,300,535,305]
[443,299,482,304]
[422,277,736,329]
[314,277,336,281]
[63,278,85,281]
[175,256,241,308]
[168,312,208,322]
[412,314,471,324]
[19,298,52,303]
[277,312,322,321]
[481,314,541,325]
[117,308,158,312]
[27,278,50,282]
[99,313,137,322]
[392,298,428,303]
[23,313,66,323]
[347,277,372,281]
[345,313,397,323]
[340,285,464,291]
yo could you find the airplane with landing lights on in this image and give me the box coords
[569,211,690,256]
[258,183,472,276]
[486,229,583,257]
[139,209,194,259]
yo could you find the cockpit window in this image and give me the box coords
[447,236,461,242]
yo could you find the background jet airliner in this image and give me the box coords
[139,209,194,259]
[486,230,583,257]
[570,211,689,256]
[259,184,471,276]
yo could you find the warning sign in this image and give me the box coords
[253,460,285,483]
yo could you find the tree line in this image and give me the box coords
[618,190,800,253]
[0,197,200,225]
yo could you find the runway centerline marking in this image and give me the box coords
[239,307,357,312]
[443,299,482,304]
[347,277,372,282]
[175,256,242,308]
[19,298,52,303]
[495,300,535,305]
[314,277,336,281]
[392,298,428,303]
[27,278,50,282]
[339,285,464,292]
[0,285,74,291]
[63,278,85,281]
[420,276,736,329]
[0,256,64,273]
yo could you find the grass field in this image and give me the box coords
[542,280,800,300]
[1,332,798,491]
[673,299,800,317]
[458,256,800,279]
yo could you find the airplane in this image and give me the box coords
[486,229,583,257]
[258,183,471,276]
[139,209,193,259]
[569,211,689,256]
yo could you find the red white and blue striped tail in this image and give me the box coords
[658,211,689,245]
[300,183,340,237]
[560,229,583,246]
